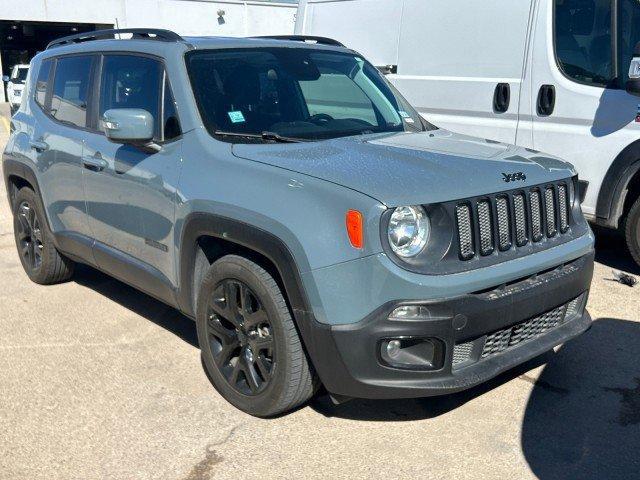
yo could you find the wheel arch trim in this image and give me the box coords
[177,212,315,322]
[596,139,640,228]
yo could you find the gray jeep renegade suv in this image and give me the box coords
[3,29,595,417]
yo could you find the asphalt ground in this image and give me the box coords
[1,106,639,479]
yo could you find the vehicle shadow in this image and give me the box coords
[72,263,199,348]
[592,225,640,275]
[522,318,640,480]
[309,353,552,421]
[591,88,637,138]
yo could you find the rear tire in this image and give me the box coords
[12,187,75,284]
[196,254,316,417]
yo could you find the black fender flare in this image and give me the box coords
[2,159,49,224]
[176,212,315,319]
[596,139,640,228]
[176,213,343,387]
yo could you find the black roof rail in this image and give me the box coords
[251,35,345,47]
[46,28,184,50]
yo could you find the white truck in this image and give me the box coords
[3,64,30,115]
[296,0,640,266]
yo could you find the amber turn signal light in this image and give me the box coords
[346,210,364,249]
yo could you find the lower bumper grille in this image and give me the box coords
[452,294,586,369]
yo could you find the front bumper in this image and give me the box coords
[309,252,594,399]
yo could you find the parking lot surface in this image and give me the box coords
[1,110,639,479]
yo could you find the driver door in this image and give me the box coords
[82,54,183,290]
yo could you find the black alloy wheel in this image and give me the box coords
[16,200,44,272]
[205,279,275,395]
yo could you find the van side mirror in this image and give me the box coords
[626,42,640,97]
[101,109,161,152]
[2,75,10,83]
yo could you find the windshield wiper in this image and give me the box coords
[213,130,305,143]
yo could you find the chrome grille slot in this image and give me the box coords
[477,201,494,256]
[530,190,543,242]
[558,184,569,233]
[513,193,528,247]
[495,196,511,251]
[456,204,474,260]
[545,187,557,237]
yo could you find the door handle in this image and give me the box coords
[82,154,108,172]
[29,140,49,152]
[537,85,556,116]
[493,83,511,113]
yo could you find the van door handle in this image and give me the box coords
[493,83,511,113]
[29,140,49,152]
[82,154,108,172]
[537,85,556,116]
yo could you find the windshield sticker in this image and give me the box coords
[228,111,246,123]
[398,110,415,123]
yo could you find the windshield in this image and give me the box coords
[186,48,431,142]
[14,67,28,83]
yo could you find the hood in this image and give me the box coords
[231,130,575,206]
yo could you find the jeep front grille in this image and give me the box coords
[454,182,571,261]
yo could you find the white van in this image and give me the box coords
[296,0,640,266]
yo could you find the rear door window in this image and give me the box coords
[50,55,94,128]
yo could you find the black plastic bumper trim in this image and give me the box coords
[310,252,594,399]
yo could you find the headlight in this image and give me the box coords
[387,205,430,257]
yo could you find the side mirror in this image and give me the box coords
[2,75,10,83]
[101,108,160,152]
[626,42,640,97]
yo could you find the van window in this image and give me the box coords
[99,55,162,139]
[51,56,93,128]
[34,60,52,110]
[554,0,615,86]
[618,0,640,85]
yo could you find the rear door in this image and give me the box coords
[29,54,95,252]
[82,53,183,287]
[390,0,535,145]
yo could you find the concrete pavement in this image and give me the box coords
[1,106,639,479]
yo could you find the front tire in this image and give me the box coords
[624,195,640,268]
[196,254,316,417]
[13,187,75,284]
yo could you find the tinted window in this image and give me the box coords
[186,48,426,141]
[99,55,162,138]
[618,0,640,85]
[555,0,614,86]
[34,60,52,110]
[51,56,93,127]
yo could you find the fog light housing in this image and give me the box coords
[379,337,445,370]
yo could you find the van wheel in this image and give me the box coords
[624,196,640,268]
[196,255,316,417]
[13,187,75,284]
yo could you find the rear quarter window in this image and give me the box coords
[34,60,53,111]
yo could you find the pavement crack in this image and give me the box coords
[181,424,243,480]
